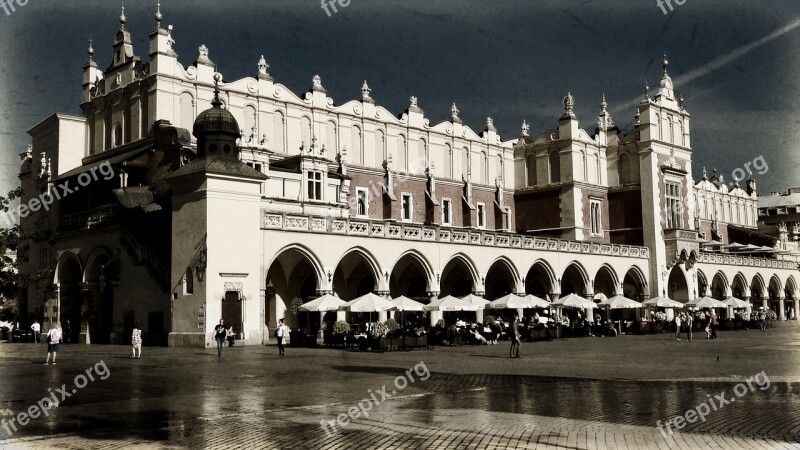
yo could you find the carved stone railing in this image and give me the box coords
[697,252,798,270]
[261,211,650,259]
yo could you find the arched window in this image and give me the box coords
[273,111,285,153]
[300,116,311,148]
[443,143,452,179]
[462,147,470,179]
[668,115,674,143]
[351,125,363,165]
[374,129,385,167]
[326,121,337,153]
[180,92,195,131]
[243,104,257,138]
[480,151,488,184]
[398,135,407,171]
[579,150,587,182]
[113,122,122,148]
[183,267,194,295]
[549,151,561,183]
[418,138,427,172]
[526,154,537,186]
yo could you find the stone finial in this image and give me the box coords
[258,55,268,75]
[87,37,94,61]
[643,81,650,100]
[485,117,496,132]
[634,106,641,125]
[410,96,418,107]
[199,44,209,58]
[361,80,372,101]
[521,120,529,137]
[155,2,163,28]
[563,92,574,115]
[662,51,669,75]
[451,103,459,120]
[120,5,127,28]
[600,94,607,112]
[313,75,322,87]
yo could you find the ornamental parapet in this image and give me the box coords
[697,252,797,270]
[262,211,650,259]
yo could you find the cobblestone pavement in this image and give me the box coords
[1,323,799,449]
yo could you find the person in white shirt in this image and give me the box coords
[31,321,41,343]
[276,319,288,356]
[45,323,62,365]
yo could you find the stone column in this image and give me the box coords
[744,296,752,315]
[428,292,440,327]
[762,297,769,311]
[779,298,786,320]
[583,293,594,323]
[793,298,799,320]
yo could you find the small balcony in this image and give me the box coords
[59,205,120,232]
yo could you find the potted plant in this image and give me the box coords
[333,320,350,334]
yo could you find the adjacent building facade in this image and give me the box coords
[15,9,800,347]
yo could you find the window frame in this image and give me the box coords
[589,198,602,236]
[441,197,452,226]
[476,202,486,229]
[356,187,369,217]
[307,170,323,201]
[401,193,413,222]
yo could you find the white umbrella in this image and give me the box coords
[523,294,551,308]
[724,297,750,309]
[686,296,726,308]
[299,294,347,312]
[551,293,594,309]
[598,295,642,334]
[490,293,539,309]
[423,295,478,312]
[343,293,396,312]
[599,295,642,309]
[391,296,426,311]
[461,294,490,309]
[642,296,684,308]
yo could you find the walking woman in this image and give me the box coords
[44,322,62,365]
[131,323,142,359]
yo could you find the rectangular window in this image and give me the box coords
[38,248,48,271]
[401,193,412,221]
[307,171,322,201]
[665,181,682,229]
[356,188,368,217]
[477,202,486,228]
[590,198,602,236]
[441,198,452,225]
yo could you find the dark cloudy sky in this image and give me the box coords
[1,0,798,196]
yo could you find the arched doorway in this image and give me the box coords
[333,250,379,300]
[622,266,646,300]
[389,252,430,301]
[751,274,766,309]
[265,247,321,331]
[594,265,618,298]
[525,260,555,299]
[561,262,589,297]
[696,269,709,298]
[56,253,82,344]
[667,266,689,302]
[768,275,782,315]
[484,258,518,300]
[440,255,476,298]
[83,251,117,345]
[711,272,729,300]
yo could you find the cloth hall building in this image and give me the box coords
[15,9,800,347]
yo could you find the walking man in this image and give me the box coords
[276,319,288,356]
[31,320,41,343]
[509,316,521,358]
[709,310,719,339]
[214,319,227,357]
[674,313,682,341]
[684,311,693,341]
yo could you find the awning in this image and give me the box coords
[53,140,153,182]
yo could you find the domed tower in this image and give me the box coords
[193,73,241,160]
[166,74,266,349]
